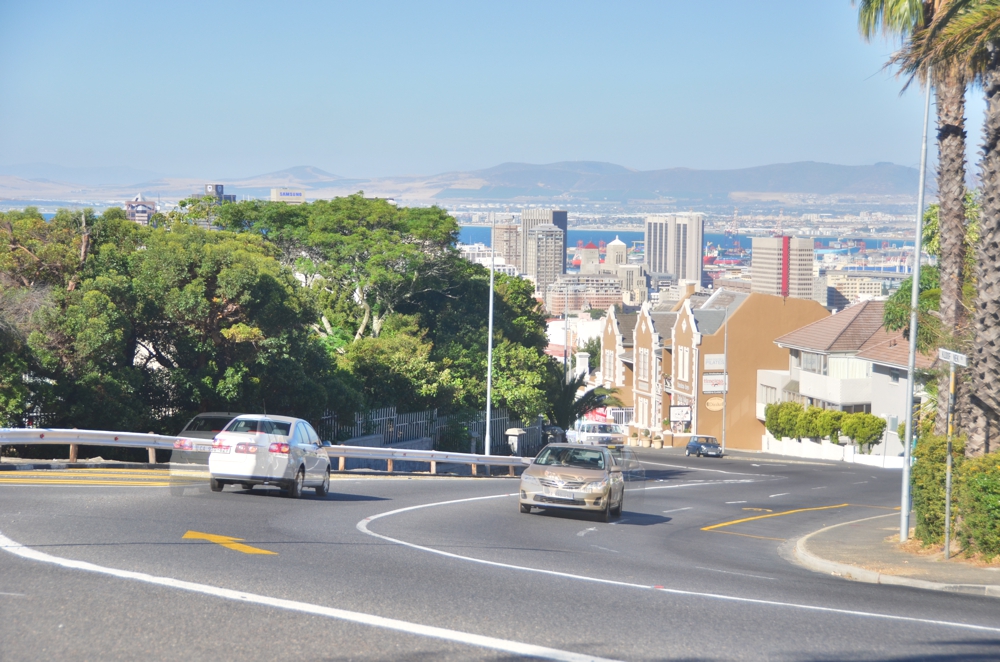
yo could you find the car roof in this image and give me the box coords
[190,412,244,418]
[543,443,606,450]
[231,414,300,423]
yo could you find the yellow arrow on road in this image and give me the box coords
[182,530,277,555]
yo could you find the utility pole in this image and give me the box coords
[900,77,933,543]
[721,305,729,454]
[939,348,966,560]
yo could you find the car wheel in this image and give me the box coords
[315,468,330,497]
[601,495,612,523]
[685,449,690,456]
[241,483,254,491]
[519,502,531,514]
[697,451,702,457]
[209,477,224,492]
[286,468,304,498]
[612,491,623,517]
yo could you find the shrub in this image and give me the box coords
[436,417,471,453]
[816,410,845,443]
[795,406,824,440]
[765,402,804,439]
[911,433,964,545]
[958,452,1000,560]
[841,413,887,452]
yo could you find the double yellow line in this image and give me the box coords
[701,503,898,541]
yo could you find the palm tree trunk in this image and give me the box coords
[934,70,968,436]
[968,44,1000,457]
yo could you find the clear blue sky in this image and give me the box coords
[0,0,980,179]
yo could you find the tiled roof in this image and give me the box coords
[617,313,638,346]
[620,350,634,364]
[855,330,936,370]
[649,312,677,336]
[774,300,885,353]
[693,309,728,335]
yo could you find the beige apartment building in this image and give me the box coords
[524,224,565,296]
[521,209,567,273]
[545,275,623,315]
[826,272,886,303]
[492,224,521,272]
[751,236,814,299]
[631,304,678,432]
[645,213,705,284]
[599,308,637,408]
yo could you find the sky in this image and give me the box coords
[0,0,985,180]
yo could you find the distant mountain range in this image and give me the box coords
[0,160,923,206]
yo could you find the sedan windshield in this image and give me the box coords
[535,447,605,470]
[581,424,624,435]
[183,416,233,433]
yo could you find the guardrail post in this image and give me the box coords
[430,460,436,475]
[69,443,78,463]
[508,464,514,477]
[147,432,156,464]
[386,458,393,473]
[338,456,345,471]
[471,464,477,476]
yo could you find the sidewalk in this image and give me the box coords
[795,512,1000,598]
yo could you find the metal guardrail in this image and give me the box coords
[0,429,532,476]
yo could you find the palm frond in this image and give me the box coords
[856,0,926,41]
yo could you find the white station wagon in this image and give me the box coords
[207,415,331,498]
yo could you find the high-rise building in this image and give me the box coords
[605,236,627,268]
[751,236,814,298]
[201,184,236,203]
[521,209,568,273]
[524,224,565,296]
[644,213,704,285]
[492,224,521,272]
[579,242,601,274]
[270,188,306,204]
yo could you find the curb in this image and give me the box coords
[794,512,1000,599]
[0,462,164,472]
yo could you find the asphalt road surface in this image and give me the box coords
[2,448,998,661]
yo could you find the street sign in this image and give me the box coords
[669,406,691,422]
[702,373,728,394]
[704,354,726,371]
[938,348,968,367]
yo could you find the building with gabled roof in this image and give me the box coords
[631,303,678,431]
[599,307,637,407]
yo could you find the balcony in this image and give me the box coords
[798,371,871,406]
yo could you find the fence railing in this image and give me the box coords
[607,407,634,426]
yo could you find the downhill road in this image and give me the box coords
[1,448,998,661]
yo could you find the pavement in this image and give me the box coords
[795,510,1000,598]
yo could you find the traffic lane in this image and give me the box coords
[0,547,534,662]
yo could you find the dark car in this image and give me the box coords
[685,435,723,458]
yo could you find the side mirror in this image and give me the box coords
[322,440,332,447]
[610,465,623,473]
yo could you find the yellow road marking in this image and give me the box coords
[701,503,851,531]
[183,530,277,555]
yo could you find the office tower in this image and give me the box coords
[492,224,521,272]
[579,242,601,274]
[525,224,565,296]
[605,236,627,268]
[124,193,156,226]
[751,236,814,298]
[644,213,704,284]
[521,209,568,273]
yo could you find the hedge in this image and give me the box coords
[910,433,964,545]
[958,452,1000,560]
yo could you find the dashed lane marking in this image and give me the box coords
[182,530,277,555]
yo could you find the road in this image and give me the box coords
[1,448,998,661]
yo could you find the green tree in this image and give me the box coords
[842,413,888,452]
[491,340,558,422]
[572,336,602,373]
[765,402,803,439]
[816,409,846,444]
[795,406,825,440]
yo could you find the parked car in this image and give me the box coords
[685,435,723,458]
[518,443,625,522]
[171,412,243,464]
[207,415,331,498]
[573,422,628,446]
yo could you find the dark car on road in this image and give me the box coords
[685,435,723,458]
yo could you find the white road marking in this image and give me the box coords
[853,482,869,485]
[0,591,25,596]
[591,545,618,554]
[662,507,693,514]
[577,527,597,537]
[0,526,615,662]
[694,567,775,581]
[811,487,827,490]
[645,479,757,492]
[725,501,747,504]
[639,460,762,477]
[356,493,1000,635]
[769,493,790,498]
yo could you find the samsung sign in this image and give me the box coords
[279,191,303,197]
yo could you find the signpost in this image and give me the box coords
[938,347,967,560]
[702,373,728,395]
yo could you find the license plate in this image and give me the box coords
[195,444,213,452]
[556,490,573,499]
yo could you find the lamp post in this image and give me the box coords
[485,213,496,458]
[899,76,933,543]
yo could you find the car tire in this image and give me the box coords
[601,496,612,523]
[519,502,531,514]
[697,451,702,457]
[685,449,690,456]
[286,468,304,498]
[241,483,253,491]
[315,468,330,497]
[209,477,224,492]
[612,491,623,517]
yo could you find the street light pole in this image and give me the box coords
[900,75,933,543]
[721,305,729,454]
[485,213,496,458]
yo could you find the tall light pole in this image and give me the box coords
[721,304,729,454]
[485,213,497,458]
[899,76,933,543]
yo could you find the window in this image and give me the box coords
[801,352,824,374]
[890,369,900,384]
[790,349,801,368]
[677,346,690,383]
[760,385,778,405]
[829,357,872,379]
[638,347,650,382]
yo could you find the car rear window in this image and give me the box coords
[269,421,291,436]
[182,416,233,433]
[535,447,605,470]
[226,419,265,434]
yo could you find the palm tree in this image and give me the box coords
[893,0,1000,455]
[858,0,970,436]
[546,375,622,431]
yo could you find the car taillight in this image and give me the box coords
[269,442,290,454]
[173,439,192,450]
[235,443,258,454]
